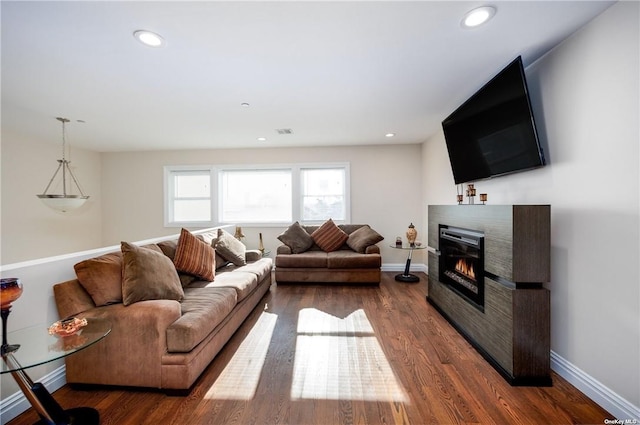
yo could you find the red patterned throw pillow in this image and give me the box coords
[311,219,349,252]
[174,228,216,281]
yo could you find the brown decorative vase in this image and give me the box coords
[406,223,417,247]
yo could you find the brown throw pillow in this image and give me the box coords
[278,221,314,253]
[174,228,216,281]
[121,242,184,306]
[347,225,384,253]
[74,252,123,306]
[311,219,349,252]
[213,228,246,266]
[156,239,198,287]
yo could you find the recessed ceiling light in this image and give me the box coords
[257,137,267,142]
[133,30,165,47]
[385,133,396,138]
[461,6,496,28]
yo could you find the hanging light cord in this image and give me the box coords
[39,117,87,197]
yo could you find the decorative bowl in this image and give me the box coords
[48,317,88,337]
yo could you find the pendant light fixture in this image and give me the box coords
[36,117,89,212]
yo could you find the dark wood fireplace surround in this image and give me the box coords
[427,205,551,386]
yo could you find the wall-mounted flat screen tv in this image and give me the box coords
[442,56,545,185]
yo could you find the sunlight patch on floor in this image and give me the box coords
[205,311,277,400]
[291,308,408,402]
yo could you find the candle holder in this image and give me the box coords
[1,278,23,355]
[456,184,464,205]
[480,193,488,205]
[466,184,476,204]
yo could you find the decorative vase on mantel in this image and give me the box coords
[406,223,417,247]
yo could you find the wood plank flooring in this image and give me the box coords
[7,272,611,425]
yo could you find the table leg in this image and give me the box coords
[395,247,420,283]
[3,353,100,425]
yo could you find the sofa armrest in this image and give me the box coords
[276,245,292,255]
[365,245,381,254]
[65,299,181,388]
[54,279,96,319]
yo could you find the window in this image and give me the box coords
[164,163,349,227]
[165,166,214,226]
[301,167,346,221]
[219,168,292,223]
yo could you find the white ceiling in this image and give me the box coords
[1,1,614,153]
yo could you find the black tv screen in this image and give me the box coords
[442,56,545,185]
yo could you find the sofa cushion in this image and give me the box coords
[213,228,246,266]
[275,251,328,268]
[197,271,258,302]
[233,258,273,282]
[346,225,384,253]
[278,221,314,253]
[327,251,382,269]
[311,219,349,252]
[121,242,184,306]
[166,287,237,353]
[174,228,216,281]
[74,251,123,306]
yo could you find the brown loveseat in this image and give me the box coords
[275,220,383,284]
[53,227,272,392]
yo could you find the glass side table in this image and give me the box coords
[1,318,111,425]
[390,244,427,283]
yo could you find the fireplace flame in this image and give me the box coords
[455,258,475,280]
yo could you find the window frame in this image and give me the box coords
[164,165,216,228]
[164,162,350,227]
[297,164,350,225]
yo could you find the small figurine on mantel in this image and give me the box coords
[406,223,417,247]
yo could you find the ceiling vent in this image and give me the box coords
[276,128,293,135]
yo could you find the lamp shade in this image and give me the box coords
[37,194,88,212]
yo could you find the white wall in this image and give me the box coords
[0,128,103,265]
[424,1,639,415]
[101,144,426,267]
[0,129,102,417]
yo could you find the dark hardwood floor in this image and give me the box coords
[8,272,611,425]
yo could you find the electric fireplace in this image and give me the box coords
[439,225,485,310]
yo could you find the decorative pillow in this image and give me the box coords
[174,228,216,281]
[278,221,314,254]
[311,219,349,252]
[213,228,246,266]
[121,242,184,306]
[157,240,198,287]
[347,225,384,253]
[74,252,123,307]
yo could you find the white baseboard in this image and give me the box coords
[0,365,67,425]
[551,350,640,421]
[381,262,428,273]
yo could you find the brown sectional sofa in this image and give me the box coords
[53,228,272,392]
[275,221,383,284]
